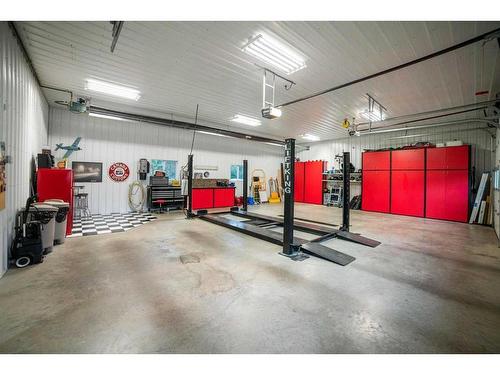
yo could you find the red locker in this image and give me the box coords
[444,145,469,170]
[294,162,305,203]
[426,147,446,170]
[391,170,425,217]
[304,161,324,205]
[391,149,425,170]
[427,145,469,170]
[37,169,74,235]
[362,151,391,170]
[425,171,446,220]
[361,171,390,213]
[213,188,235,208]
[426,170,469,222]
[191,188,214,210]
[445,170,469,222]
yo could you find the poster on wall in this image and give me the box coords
[0,142,6,210]
[151,159,177,180]
[108,162,130,182]
[72,161,103,182]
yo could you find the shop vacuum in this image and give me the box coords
[10,196,45,268]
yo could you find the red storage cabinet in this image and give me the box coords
[425,146,469,222]
[214,188,236,208]
[361,171,390,213]
[362,151,390,171]
[294,161,305,203]
[427,145,469,170]
[391,149,425,170]
[425,171,446,220]
[37,169,74,235]
[391,170,425,217]
[192,188,214,210]
[426,170,469,222]
[303,161,325,205]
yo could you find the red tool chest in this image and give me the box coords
[37,168,74,235]
[294,161,305,203]
[303,161,326,205]
[192,187,235,210]
[361,151,391,213]
[425,146,469,222]
[214,188,236,208]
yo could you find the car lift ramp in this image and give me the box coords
[189,146,381,267]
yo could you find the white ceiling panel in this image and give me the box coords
[15,21,500,143]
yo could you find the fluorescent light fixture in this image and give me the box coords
[264,142,285,147]
[261,106,282,119]
[198,130,233,138]
[301,133,320,141]
[85,78,141,101]
[88,112,133,122]
[231,114,262,127]
[242,34,307,75]
[360,110,384,122]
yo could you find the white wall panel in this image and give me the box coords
[298,123,495,188]
[0,22,49,277]
[48,107,283,215]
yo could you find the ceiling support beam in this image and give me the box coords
[110,21,124,53]
[276,27,500,109]
[89,106,286,146]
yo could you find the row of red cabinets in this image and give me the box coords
[294,160,326,205]
[191,187,236,210]
[363,146,469,171]
[362,146,470,222]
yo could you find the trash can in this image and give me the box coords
[44,199,70,244]
[22,203,58,254]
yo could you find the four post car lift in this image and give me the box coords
[187,139,380,266]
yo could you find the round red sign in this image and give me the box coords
[108,162,130,182]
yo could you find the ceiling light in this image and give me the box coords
[301,133,320,142]
[264,142,285,147]
[198,131,233,138]
[85,78,141,101]
[242,34,307,75]
[89,112,132,122]
[261,106,282,119]
[231,114,262,127]
[360,111,384,122]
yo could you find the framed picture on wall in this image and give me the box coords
[72,161,103,183]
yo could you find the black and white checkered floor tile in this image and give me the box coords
[69,212,157,237]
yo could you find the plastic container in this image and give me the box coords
[44,199,70,244]
[21,203,58,253]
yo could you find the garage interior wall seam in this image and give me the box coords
[0,21,49,277]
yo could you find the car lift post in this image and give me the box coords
[341,152,350,231]
[280,138,304,259]
[242,159,248,211]
[186,154,195,218]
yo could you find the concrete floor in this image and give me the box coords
[1,203,499,353]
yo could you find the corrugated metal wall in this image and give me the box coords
[298,123,495,188]
[0,22,49,277]
[48,107,283,215]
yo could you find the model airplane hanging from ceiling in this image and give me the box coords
[55,137,82,159]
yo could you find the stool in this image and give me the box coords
[74,193,91,219]
[153,199,167,213]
